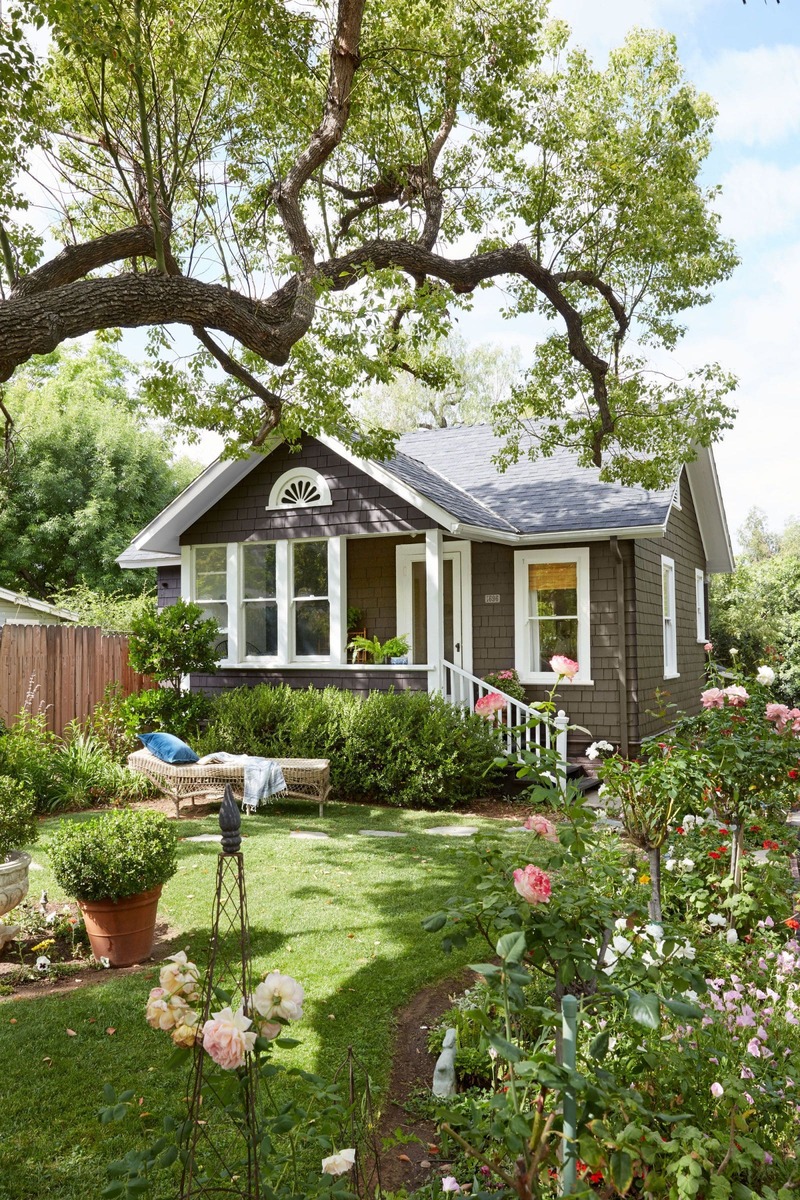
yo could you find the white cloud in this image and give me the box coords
[715,159,800,242]
[548,0,718,61]
[698,44,800,146]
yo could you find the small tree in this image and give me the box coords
[128,599,222,692]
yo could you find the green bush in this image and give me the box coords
[122,687,211,744]
[198,685,501,808]
[128,598,222,691]
[48,809,178,901]
[0,775,38,860]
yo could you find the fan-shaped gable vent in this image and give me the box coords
[268,469,331,509]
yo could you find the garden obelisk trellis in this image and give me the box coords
[181,786,260,1197]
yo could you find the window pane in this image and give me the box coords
[244,601,278,656]
[199,603,228,657]
[195,545,226,574]
[195,570,227,600]
[295,600,330,655]
[243,544,276,599]
[293,540,328,598]
[662,565,673,617]
[411,560,428,664]
[528,562,577,620]
[531,618,578,673]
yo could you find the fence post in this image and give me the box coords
[554,710,569,792]
[561,994,578,1196]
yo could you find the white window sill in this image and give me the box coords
[224,661,431,671]
[663,672,681,680]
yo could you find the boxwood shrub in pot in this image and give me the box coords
[0,775,38,935]
[48,809,178,966]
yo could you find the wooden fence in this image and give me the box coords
[0,623,152,736]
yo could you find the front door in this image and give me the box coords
[396,541,471,671]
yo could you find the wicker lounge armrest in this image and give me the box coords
[127,748,331,818]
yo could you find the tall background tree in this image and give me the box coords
[0,1,737,485]
[710,506,800,704]
[0,342,199,599]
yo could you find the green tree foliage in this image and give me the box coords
[0,344,200,598]
[0,1,737,486]
[358,336,521,431]
[127,598,222,691]
[736,506,779,564]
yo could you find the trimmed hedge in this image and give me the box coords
[196,685,501,809]
[48,809,178,902]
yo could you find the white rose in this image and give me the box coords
[611,935,634,958]
[644,923,663,941]
[707,913,726,927]
[756,665,776,686]
[682,814,695,829]
[614,917,629,931]
[322,1149,356,1176]
[680,858,695,871]
[160,951,201,1002]
[726,928,739,946]
[253,972,305,1022]
[665,859,677,872]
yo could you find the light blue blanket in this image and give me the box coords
[198,753,287,811]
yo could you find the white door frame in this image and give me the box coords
[396,539,473,674]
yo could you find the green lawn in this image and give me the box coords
[0,802,501,1200]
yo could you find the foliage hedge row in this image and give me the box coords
[196,685,502,809]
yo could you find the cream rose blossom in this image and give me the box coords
[159,951,201,1002]
[321,1149,356,1176]
[513,864,551,905]
[523,814,559,842]
[146,987,193,1032]
[549,655,579,679]
[171,1013,202,1048]
[202,1006,257,1070]
[253,972,305,1023]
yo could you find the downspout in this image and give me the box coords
[610,537,630,758]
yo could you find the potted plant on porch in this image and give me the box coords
[347,633,409,665]
[48,809,178,967]
[0,776,39,949]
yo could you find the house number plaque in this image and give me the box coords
[484,594,501,604]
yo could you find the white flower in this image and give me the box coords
[611,935,634,958]
[683,990,699,1003]
[614,917,630,931]
[644,923,663,941]
[756,665,776,686]
[708,914,726,927]
[665,859,677,872]
[642,950,660,968]
[322,1149,356,1176]
[253,972,305,1022]
[35,955,50,973]
[680,858,695,871]
[726,928,739,946]
[678,941,697,961]
[682,814,695,829]
[586,744,600,760]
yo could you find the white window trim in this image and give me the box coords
[239,541,279,665]
[267,468,331,510]
[662,554,679,679]
[184,543,231,666]
[513,547,592,685]
[695,567,706,643]
[395,539,473,674]
[673,473,682,510]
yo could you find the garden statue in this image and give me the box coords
[432,1028,457,1097]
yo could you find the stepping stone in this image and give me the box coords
[289,830,330,840]
[504,826,527,833]
[183,834,223,844]
[358,829,406,838]
[29,861,44,871]
[424,825,478,837]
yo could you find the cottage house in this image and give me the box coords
[118,426,732,755]
[0,586,79,628]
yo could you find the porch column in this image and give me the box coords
[329,536,348,665]
[425,527,445,693]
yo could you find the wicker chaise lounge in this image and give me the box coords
[127,748,331,818]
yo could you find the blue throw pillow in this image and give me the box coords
[138,731,199,765]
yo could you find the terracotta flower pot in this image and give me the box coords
[79,884,163,967]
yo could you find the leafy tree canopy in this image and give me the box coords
[0,342,200,598]
[0,0,738,486]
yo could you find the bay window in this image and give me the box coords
[514,547,591,684]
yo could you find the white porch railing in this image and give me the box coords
[442,659,569,770]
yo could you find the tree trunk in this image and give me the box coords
[647,847,662,924]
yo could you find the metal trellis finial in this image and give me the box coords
[219,783,242,854]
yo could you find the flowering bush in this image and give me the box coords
[482,668,526,703]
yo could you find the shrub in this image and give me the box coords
[48,809,178,901]
[122,687,211,744]
[128,598,222,691]
[0,775,38,860]
[199,685,501,807]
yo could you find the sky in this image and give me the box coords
[453,0,800,549]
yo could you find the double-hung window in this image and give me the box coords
[242,543,278,658]
[192,545,229,657]
[514,547,591,683]
[292,540,330,657]
[662,555,678,677]
[695,567,706,643]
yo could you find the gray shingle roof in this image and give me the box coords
[384,425,673,535]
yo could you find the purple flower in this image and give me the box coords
[747,1038,762,1057]
[764,1152,774,1165]
[710,1082,724,1098]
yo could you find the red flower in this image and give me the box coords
[676,826,685,834]
[590,1173,604,1185]
[718,828,729,835]
[785,918,800,930]
[763,840,780,851]
[709,851,721,860]
[718,845,729,854]
[789,770,799,780]
[749,825,761,833]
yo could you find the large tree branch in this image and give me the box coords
[273,0,366,267]
[10,226,159,298]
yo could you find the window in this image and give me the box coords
[267,468,331,509]
[242,543,278,657]
[695,568,706,643]
[662,555,678,678]
[292,540,330,657]
[193,545,229,656]
[514,548,591,683]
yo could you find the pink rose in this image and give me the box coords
[513,864,552,905]
[789,708,800,733]
[257,1019,282,1040]
[766,703,791,732]
[145,987,192,1032]
[549,655,579,679]
[475,692,506,718]
[701,688,725,709]
[723,685,749,707]
[201,1006,257,1070]
[524,814,559,842]
[498,670,514,680]
[704,642,713,653]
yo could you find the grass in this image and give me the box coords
[0,800,503,1200]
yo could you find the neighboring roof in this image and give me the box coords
[0,586,79,622]
[117,425,733,573]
